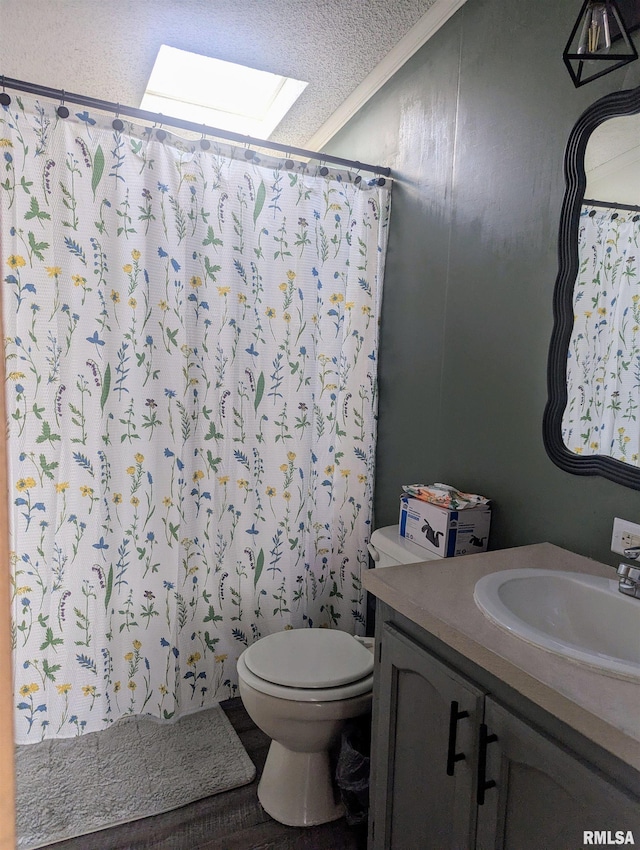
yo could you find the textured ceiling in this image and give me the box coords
[1,0,438,149]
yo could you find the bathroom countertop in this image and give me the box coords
[363,542,640,771]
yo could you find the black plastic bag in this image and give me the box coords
[335,716,371,826]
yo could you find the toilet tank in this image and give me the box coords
[368,524,442,567]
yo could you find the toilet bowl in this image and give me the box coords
[237,628,374,827]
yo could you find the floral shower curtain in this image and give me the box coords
[563,205,640,462]
[0,95,390,743]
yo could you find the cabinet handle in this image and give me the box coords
[446,700,470,776]
[476,722,498,805]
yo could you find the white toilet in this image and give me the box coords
[237,627,374,826]
[237,526,439,827]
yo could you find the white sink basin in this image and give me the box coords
[474,568,640,681]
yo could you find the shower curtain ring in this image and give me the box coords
[57,90,69,119]
[244,143,255,161]
[155,115,167,142]
[200,126,211,150]
[319,161,329,177]
[0,76,10,107]
[112,104,124,132]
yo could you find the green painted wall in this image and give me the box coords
[324,0,640,567]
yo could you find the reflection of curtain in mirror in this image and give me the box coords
[563,205,640,463]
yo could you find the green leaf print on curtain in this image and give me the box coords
[563,205,640,462]
[0,95,390,743]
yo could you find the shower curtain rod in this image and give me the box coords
[583,197,640,213]
[0,75,391,179]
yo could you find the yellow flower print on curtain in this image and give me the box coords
[1,95,390,742]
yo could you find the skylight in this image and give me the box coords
[140,46,308,139]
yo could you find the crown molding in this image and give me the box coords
[305,0,468,151]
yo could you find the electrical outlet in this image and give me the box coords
[611,517,640,555]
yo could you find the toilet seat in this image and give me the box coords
[237,653,373,702]
[238,629,374,702]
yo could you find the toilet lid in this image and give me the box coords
[243,629,374,688]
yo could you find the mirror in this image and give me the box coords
[544,84,640,489]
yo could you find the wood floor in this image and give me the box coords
[35,699,367,850]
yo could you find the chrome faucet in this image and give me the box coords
[617,560,640,598]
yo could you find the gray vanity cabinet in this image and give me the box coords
[476,698,640,850]
[370,613,640,850]
[370,623,484,850]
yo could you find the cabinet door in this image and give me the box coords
[476,698,640,850]
[370,623,484,850]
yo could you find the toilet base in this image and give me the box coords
[258,740,344,827]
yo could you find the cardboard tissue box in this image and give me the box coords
[399,492,491,558]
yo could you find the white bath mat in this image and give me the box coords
[15,704,256,849]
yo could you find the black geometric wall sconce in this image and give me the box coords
[564,0,638,86]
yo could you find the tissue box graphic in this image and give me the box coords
[399,494,491,558]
